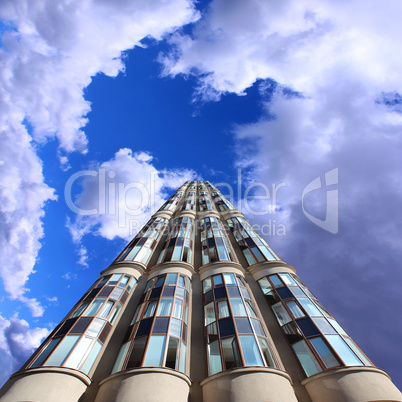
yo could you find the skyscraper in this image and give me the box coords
[1,180,401,402]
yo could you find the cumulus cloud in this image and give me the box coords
[0,0,198,313]
[66,148,197,246]
[161,0,402,99]
[159,0,402,385]
[0,314,49,386]
[0,116,56,316]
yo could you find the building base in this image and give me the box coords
[94,367,191,402]
[200,367,298,402]
[302,366,402,402]
[0,367,90,402]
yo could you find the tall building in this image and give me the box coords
[1,180,401,402]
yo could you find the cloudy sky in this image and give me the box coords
[0,0,401,389]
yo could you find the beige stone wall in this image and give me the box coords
[302,367,402,402]
[201,367,298,402]
[94,368,190,402]
[0,368,89,402]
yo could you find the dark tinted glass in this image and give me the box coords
[152,318,170,334]
[297,317,320,337]
[218,317,236,337]
[276,287,293,300]
[136,318,153,337]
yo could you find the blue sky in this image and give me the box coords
[0,0,401,390]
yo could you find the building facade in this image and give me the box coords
[1,180,401,402]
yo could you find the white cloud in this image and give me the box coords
[67,148,197,248]
[161,0,402,99]
[0,0,199,314]
[0,116,56,317]
[160,0,402,384]
[1,0,199,151]
[0,314,49,386]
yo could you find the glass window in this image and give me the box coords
[258,337,276,367]
[144,279,154,293]
[126,337,147,369]
[260,246,278,261]
[258,278,272,295]
[223,273,236,285]
[285,300,305,318]
[208,340,222,375]
[298,298,322,316]
[156,298,173,316]
[179,342,187,373]
[119,276,130,287]
[44,335,80,366]
[222,337,240,370]
[344,337,372,366]
[313,317,337,334]
[64,336,93,369]
[165,337,180,369]
[240,287,251,300]
[328,318,347,336]
[165,273,178,285]
[279,274,297,286]
[112,342,130,374]
[83,299,105,317]
[172,247,182,261]
[243,249,256,265]
[143,335,166,367]
[245,300,257,318]
[235,318,253,334]
[98,300,114,319]
[289,286,306,298]
[310,337,339,368]
[86,318,105,337]
[131,304,144,324]
[269,275,283,288]
[227,286,241,298]
[251,318,265,336]
[144,301,157,318]
[239,335,264,366]
[178,275,185,287]
[292,340,322,377]
[169,318,182,338]
[108,274,123,286]
[217,301,230,318]
[325,335,363,366]
[96,276,109,288]
[173,299,183,319]
[153,317,169,334]
[297,317,320,337]
[81,340,102,375]
[213,275,223,286]
[72,301,90,318]
[218,317,236,337]
[204,302,216,325]
[176,287,185,300]
[155,276,165,288]
[30,338,61,367]
[126,278,136,293]
[271,303,291,326]
[230,298,247,316]
[184,303,189,325]
[110,303,122,325]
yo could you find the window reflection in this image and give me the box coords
[202,273,277,376]
[227,217,280,266]
[112,273,191,375]
[258,272,373,377]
